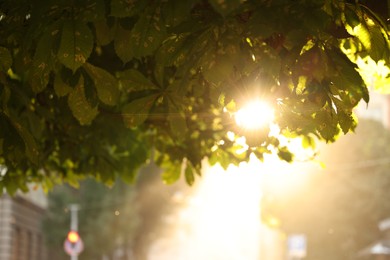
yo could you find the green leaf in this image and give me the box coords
[118,69,157,91]
[184,164,195,186]
[202,54,236,85]
[302,135,316,149]
[0,47,12,71]
[83,63,119,106]
[114,25,134,64]
[58,20,93,72]
[162,0,193,27]
[122,93,159,128]
[54,75,72,97]
[68,75,99,125]
[167,99,187,139]
[129,5,167,58]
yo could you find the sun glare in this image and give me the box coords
[235,100,274,130]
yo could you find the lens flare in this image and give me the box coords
[235,100,274,130]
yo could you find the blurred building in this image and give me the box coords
[355,93,390,129]
[356,93,390,259]
[0,187,48,260]
[357,218,390,260]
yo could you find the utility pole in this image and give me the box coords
[69,204,79,260]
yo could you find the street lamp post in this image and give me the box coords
[64,204,84,260]
[70,204,79,260]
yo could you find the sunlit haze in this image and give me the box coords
[148,156,317,259]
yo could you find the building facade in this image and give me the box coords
[0,188,48,260]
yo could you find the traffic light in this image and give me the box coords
[67,230,80,243]
[64,230,84,257]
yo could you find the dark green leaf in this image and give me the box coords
[0,47,12,71]
[367,25,390,62]
[58,20,94,72]
[122,93,159,128]
[2,86,39,164]
[184,164,195,186]
[277,147,293,162]
[30,28,58,93]
[114,25,134,63]
[338,109,355,134]
[315,110,340,142]
[162,0,193,27]
[202,54,235,85]
[84,63,119,106]
[118,69,157,91]
[129,5,167,58]
[68,75,99,125]
[7,115,40,165]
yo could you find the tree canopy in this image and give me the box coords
[0,0,389,193]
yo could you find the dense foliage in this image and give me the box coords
[0,0,389,193]
[261,119,390,259]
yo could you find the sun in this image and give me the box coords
[235,100,274,130]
